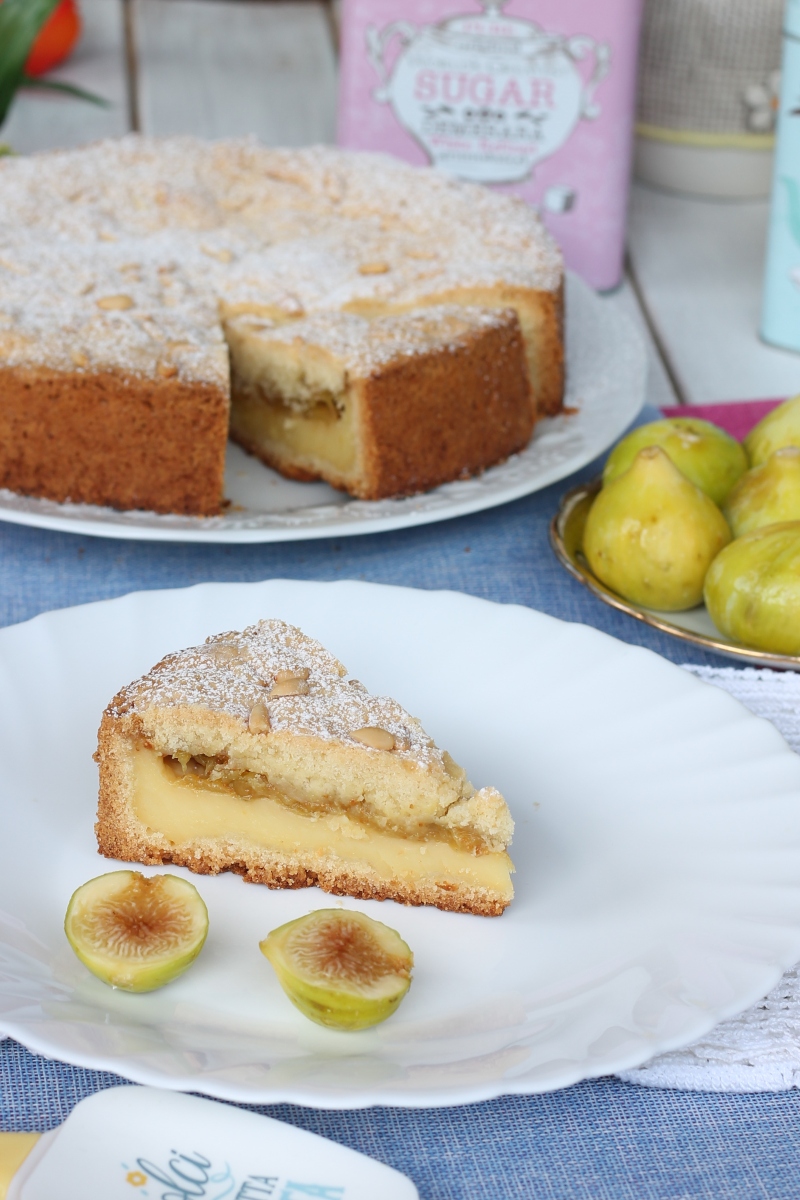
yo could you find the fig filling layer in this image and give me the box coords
[229,369,358,476]
[161,752,487,855]
[129,749,514,898]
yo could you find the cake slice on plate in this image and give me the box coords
[96,619,515,916]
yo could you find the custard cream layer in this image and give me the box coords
[132,750,514,898]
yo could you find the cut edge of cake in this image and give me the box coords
[225,305,536,500]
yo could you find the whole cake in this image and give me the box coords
[96,619,515,916]
[0,136,564,514]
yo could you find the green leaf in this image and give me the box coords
[0,0,63,129]
[20,76,110,108]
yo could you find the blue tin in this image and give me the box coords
[762,0,800,350]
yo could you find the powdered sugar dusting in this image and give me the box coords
[0,230,228,385]
[0,135,562,383]
[226,305,519,377]
[113,618,442,767]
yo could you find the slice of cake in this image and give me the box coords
[96,619,515,916]
[225,306,534,500]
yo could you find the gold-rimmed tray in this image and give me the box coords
[550,479,800,671]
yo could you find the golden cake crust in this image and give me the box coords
[356,312,534,499]
[0,366,228,515]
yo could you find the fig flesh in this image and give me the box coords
[704,522,800,655]
[723,447,800,537]
[260,909,413,1030]
[603,417,747,505]
[744,395,800,466]
[584,446,731,611]
[64,871,208,992]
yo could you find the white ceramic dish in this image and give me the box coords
[1,579,799,1110]
[0,275,645,543]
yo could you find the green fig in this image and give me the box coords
[744,395,800,466]
[65,871,208,992]
[723,447,800,537]
[603,417,748,505]
[584,445,731,611]
[260,909,413,1030]
[704,522,800,655]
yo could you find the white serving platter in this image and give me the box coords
[2,579,798,1109]
[0,275,645,543]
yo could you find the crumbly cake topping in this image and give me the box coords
[225,305,519,377]
[111,618,444,768]
[0,230,228,384]
[0,135,562,383]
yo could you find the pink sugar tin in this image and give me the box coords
[337,0,643,290]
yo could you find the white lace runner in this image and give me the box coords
[620,665,800,1092]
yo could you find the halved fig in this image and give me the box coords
[260,909,413,1030]
[64,871,208,992]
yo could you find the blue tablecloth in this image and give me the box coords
[2,407,798,1200]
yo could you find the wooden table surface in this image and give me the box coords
[6,0,800,413]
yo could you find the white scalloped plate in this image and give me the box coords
[0,275,645,542]
[2,579,800,1109]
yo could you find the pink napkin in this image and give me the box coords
[661,400,785,441]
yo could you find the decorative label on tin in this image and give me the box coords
[366,0,610,186]
[338,0,644,290]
